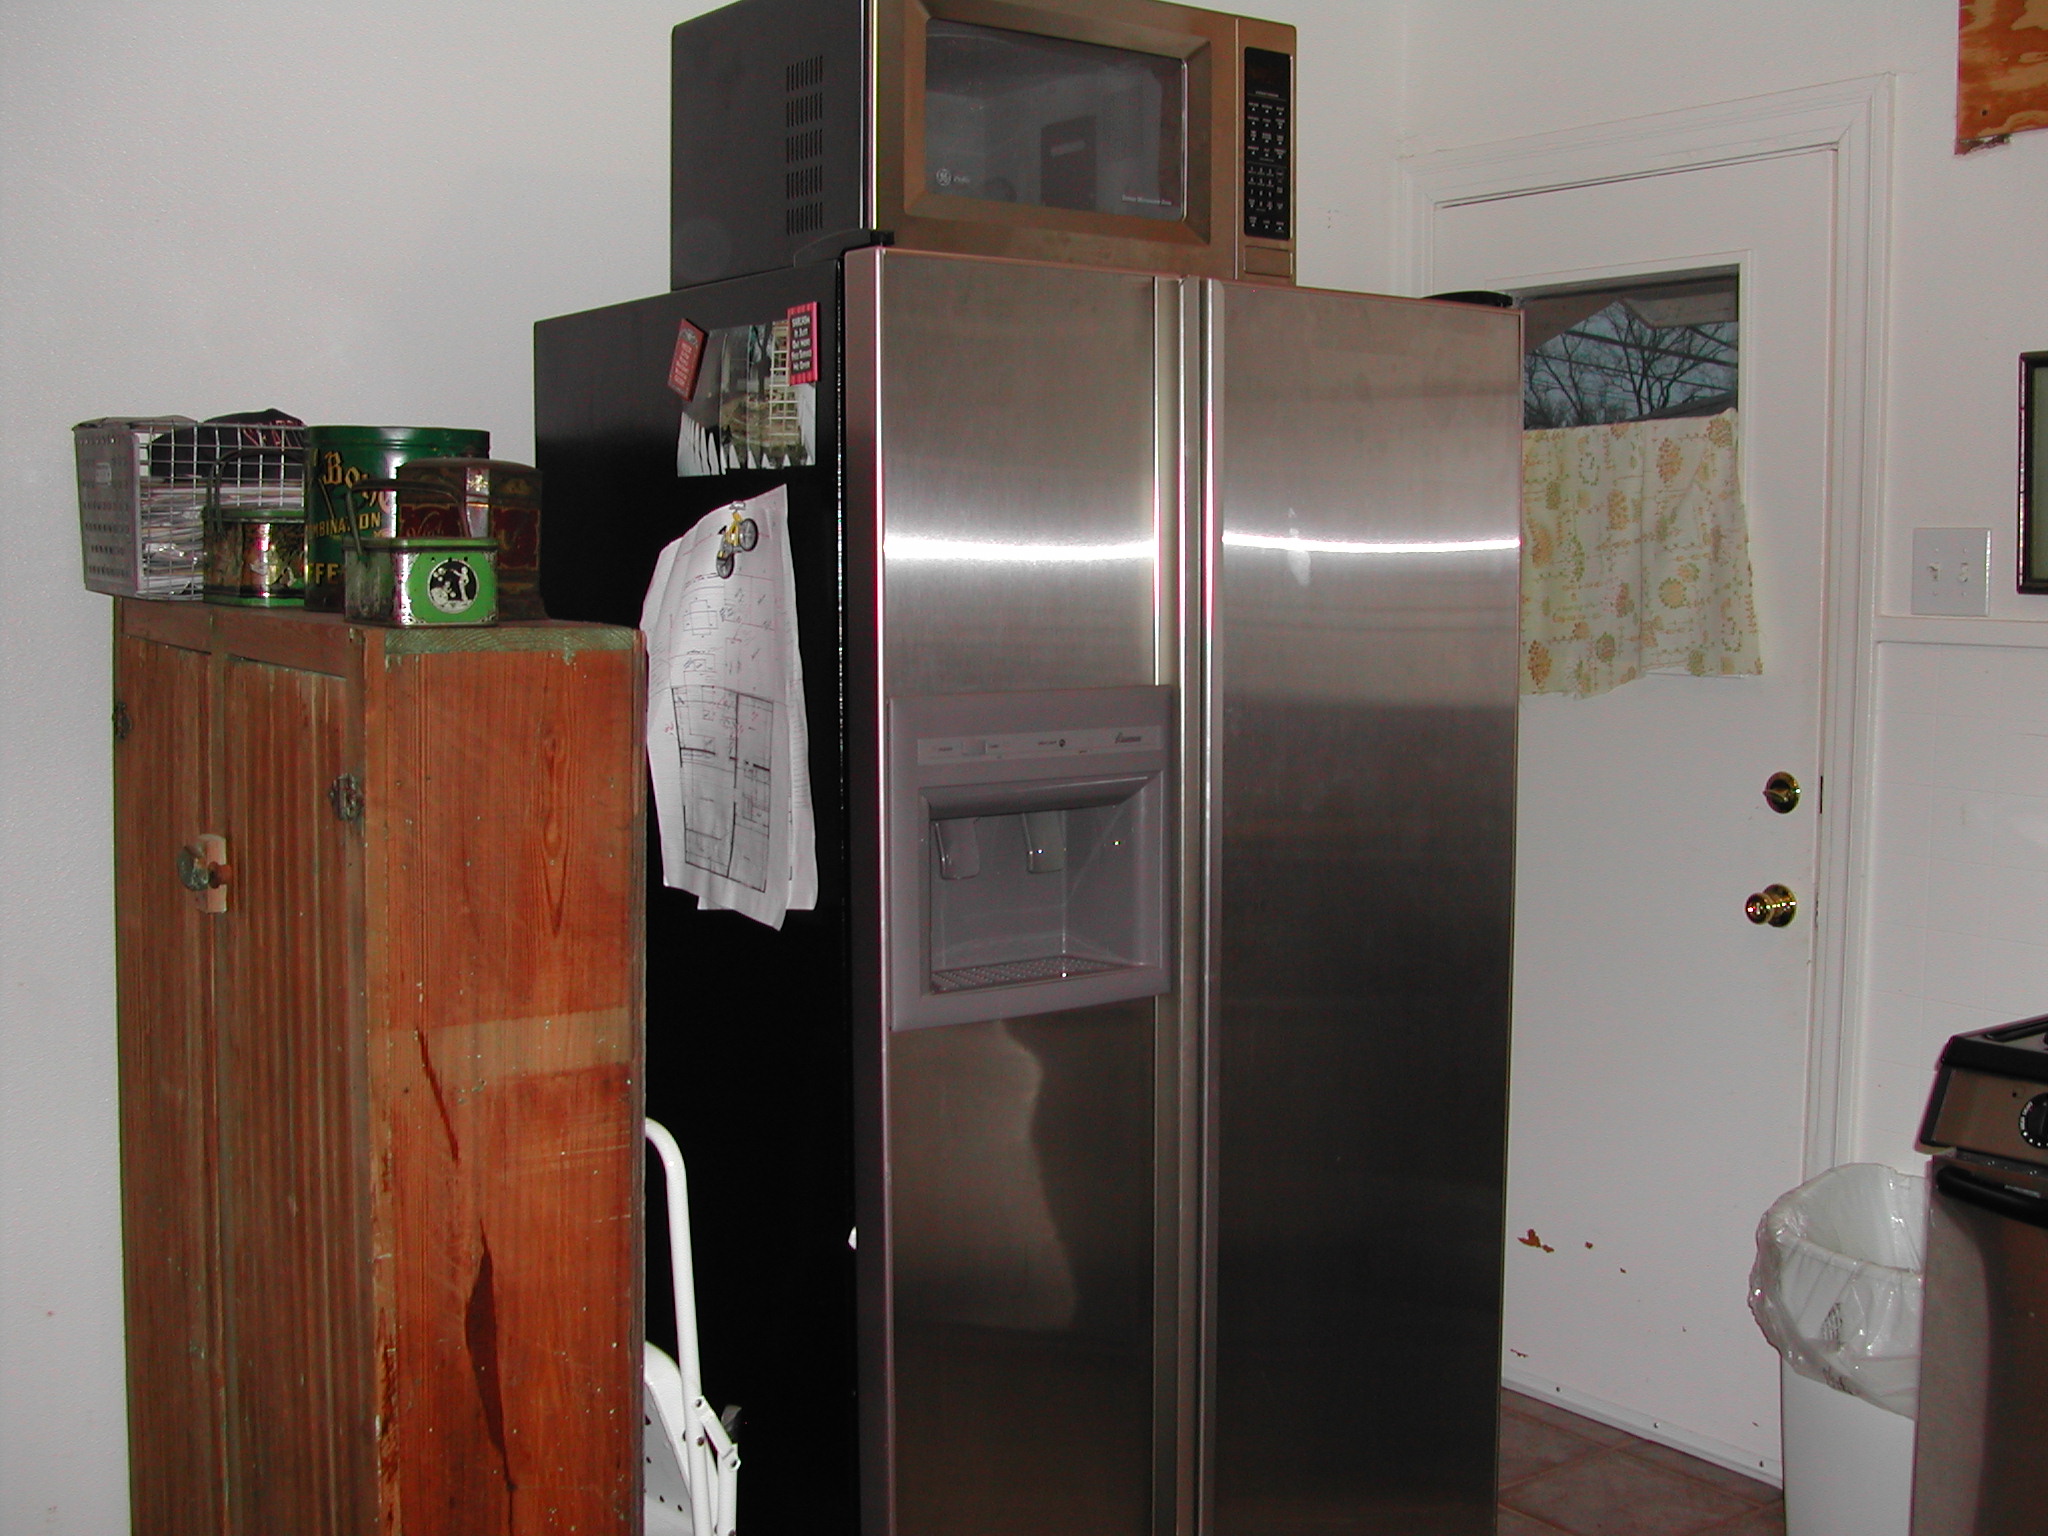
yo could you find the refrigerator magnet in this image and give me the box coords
[668,319,708,400]
[786,302,820,386]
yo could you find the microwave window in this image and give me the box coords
[924,21,1186,223]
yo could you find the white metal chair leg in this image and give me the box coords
[644,1118,739,1536]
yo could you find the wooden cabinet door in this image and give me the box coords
[364,640,642,1532]
[213,653,373,1535]
[114,630,225,1536]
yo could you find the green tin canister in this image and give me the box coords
[344,537,498,627]
[304,425,488,610]
[203,507,305,606]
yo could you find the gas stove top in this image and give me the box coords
[1922,1014,2048,1168]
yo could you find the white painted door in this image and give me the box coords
[1430,149,1834,1473]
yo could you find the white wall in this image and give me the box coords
[0,3,1408,1524]
[0,5,688,1526]
[1256,0,1406,294]
[1860,642,2048,1154]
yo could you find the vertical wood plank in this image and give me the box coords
[214,655,375,1536]
[364,639,643,1535]
[114,623,226,1536]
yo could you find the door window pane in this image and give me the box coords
[1519,272,1738,429]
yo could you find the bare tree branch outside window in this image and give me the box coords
[1522,290,1739,430]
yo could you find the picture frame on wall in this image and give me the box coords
[2020,353,2048,592]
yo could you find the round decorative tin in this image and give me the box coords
[344,537,498,627]
[303,426,489,611]
[203,509,305,606]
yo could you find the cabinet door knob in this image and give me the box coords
[177,835,230,914]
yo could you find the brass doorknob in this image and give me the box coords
[1745,884,1797,927]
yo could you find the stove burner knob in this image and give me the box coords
[2020,1093,2048,1151]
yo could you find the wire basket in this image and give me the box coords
[75,415,306,597]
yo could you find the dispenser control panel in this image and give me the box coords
[917,724,1165,765]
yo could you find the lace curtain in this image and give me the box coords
[1520,408,1760,698]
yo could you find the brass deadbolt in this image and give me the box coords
[1764,772,1800,814]
[1745,884,1797,927]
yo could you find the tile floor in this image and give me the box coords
[1499,1388,1784,1536]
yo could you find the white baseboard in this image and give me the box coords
[1502,1365,1783,1488]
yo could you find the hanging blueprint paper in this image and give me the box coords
[641,486,816,928]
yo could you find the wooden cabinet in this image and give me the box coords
[112,599,644,1535]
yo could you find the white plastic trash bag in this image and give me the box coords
[1748,1162,1925,1418]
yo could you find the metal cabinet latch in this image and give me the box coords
[177,835,230,914]
[328,773,364,823]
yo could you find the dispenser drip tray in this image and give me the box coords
[930,954,1124,994]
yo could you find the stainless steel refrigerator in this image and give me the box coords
[535,245,1520,1536]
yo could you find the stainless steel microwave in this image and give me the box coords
[671,0,1296,288]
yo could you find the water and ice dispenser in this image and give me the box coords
[888,686,1172,1030]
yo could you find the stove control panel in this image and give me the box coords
[1924,1066,2048,1166]
[2021,1092,2048,1151]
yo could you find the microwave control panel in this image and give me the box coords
[1242,47,1292,242]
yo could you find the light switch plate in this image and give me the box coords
[1912,527,1992,616]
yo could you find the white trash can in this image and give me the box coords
[1749,1163,1926,1536]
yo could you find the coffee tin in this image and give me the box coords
[344,537,498,627]
[304,426,489,610]
[203,508,305,606]
[396,458,545,619]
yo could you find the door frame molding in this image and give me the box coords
[1399,77,1894,1176]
